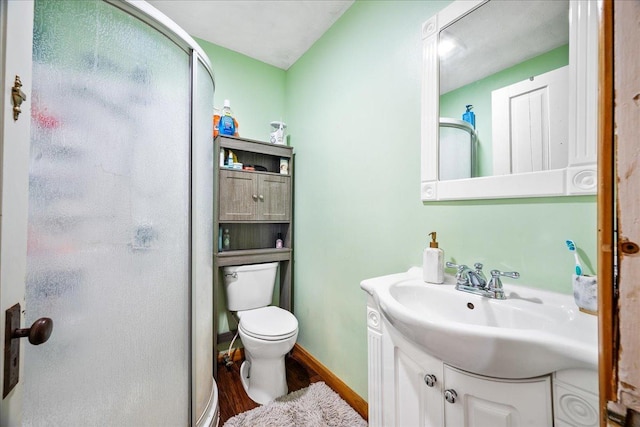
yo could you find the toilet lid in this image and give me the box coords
[239,306,298,341]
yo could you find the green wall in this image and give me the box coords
[194,38,287,334]
[196,0,597,402]
[194,37,287,142]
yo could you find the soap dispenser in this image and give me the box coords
[423,231,444,284]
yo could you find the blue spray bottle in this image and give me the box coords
[462,105,476,129]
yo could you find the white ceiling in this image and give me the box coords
[147,0,568,90]
[146,0,355,70]
[440,0,569,94]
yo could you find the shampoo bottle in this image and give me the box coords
[423,231,444,284]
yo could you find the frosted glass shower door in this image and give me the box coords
[24,1,191,425]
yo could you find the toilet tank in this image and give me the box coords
[223,262,278,311]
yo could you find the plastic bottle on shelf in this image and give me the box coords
[462,105,476,129]
[222,229,230,251]
[276,233,283,249]
[213,107,221,138]
[219,100,238,137]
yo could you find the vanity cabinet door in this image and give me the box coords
[382,324,444,427]
[393,348,443,427]
[443,365,553,427]
[219,170,290,221]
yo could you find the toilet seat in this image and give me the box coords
[239,306,298,341]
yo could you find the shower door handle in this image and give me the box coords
[3,303,54,398]
[12,317,54,345]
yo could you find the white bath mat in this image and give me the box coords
[222,381,368,427]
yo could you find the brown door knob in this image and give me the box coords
[12,318,53,345]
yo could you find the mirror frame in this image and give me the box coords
[420,0,599,201]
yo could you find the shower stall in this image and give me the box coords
[2,0,216,425]
[438,118,477,181]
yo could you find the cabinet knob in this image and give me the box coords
[252,194,258,200]
[444,389,457,404]
[424,374,437,387]
[258,194,264,201]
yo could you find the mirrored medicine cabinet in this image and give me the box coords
[420,0,599,201]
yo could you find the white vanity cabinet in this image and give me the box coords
[385,331,444,427]
[366,301,597,427]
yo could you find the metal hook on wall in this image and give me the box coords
[11,75,27,121]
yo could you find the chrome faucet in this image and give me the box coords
[446,262,519,299]
[468,263,487,287]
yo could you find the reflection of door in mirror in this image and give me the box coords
[492,66,569,176]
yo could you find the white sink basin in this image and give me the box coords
[361,267,598,379]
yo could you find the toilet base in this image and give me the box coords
[239,353,288,405]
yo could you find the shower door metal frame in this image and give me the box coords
[439,117,478,179]
[0,1,215,425]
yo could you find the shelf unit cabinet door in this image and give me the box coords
[258,175,290,221]
[219,170,257,220]
[443,365,552,427]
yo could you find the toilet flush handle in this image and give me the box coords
[224,272,237,279]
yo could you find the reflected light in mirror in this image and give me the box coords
[438,38,457,58]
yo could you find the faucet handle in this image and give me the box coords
[487,270,520,299]
[446,262,470,285]
[490,270,520,280]
[446,262,470,272]
[445,262,468,273]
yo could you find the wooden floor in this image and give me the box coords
[216,353,323,425]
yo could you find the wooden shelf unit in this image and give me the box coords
[213,135,293,376]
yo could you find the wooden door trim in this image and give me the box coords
[597,0,616,422]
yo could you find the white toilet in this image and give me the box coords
[223,262,298,404]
